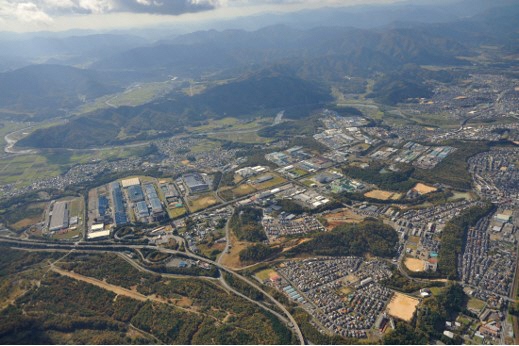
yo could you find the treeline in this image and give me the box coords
[257,115,321,139]
[239,244,282,263]
[381,268,445,293]
[286,220,398,258]
[438,202,495,279]
[229,206,267,242]
[277,198,343,215]
[413,141,492,190]
[342,162,416,192]
[0,250,295,345]
[384,283,467,345]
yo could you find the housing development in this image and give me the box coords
[0,1,518,345]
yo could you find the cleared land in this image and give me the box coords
[51,266,199,314]
[323,208,364,230]
[255,269,278,282]
[168,207,187,219]
[467,297,486,312]
[231,184,257,197]
[364,189,402,200]
[413,183,438,195]
[253,174,287,190]
[404,257,426,272]
[219,232,251,269]
[386,292,420,322]
[188,194,219,212]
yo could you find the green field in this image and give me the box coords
[76,81,176,114]
[467,298,486,312]
[253,174,287,190]
[168,207,187,219]
[0,154,61,187]
[208,131,272,144]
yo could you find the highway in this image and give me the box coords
[0,236,305,345]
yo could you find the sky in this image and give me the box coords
[0,0,413,32]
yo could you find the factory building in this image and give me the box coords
[150,197,163,214]
[110,182,127,226]
[183,173,209,194]
[49,201,69,231]
[127,185,145,202]
[136,201,149,218]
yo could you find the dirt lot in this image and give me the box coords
[364,190,402,200]
[413,183,438,195]
[386,292,420,322]
[219,232,251,269]
[188,194,219,212]
[231,184,256,197]
[404,257,426,272]
[324,208,364,230]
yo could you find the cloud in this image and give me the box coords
[0,0,218,23]
[0,1,53,24]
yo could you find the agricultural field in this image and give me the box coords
[0,154,61,187]
[208,131,272,144]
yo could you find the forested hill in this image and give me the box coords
[18,72,331,149]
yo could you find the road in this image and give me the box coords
[0,236,305,345]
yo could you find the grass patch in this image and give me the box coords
[467,298,486,312]
[187,193,219,212]
[252,174,287,190]
[208,131,272,144]
[168,207,187,219]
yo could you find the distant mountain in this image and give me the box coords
[0,34,149,68]
[93,25,470,80]
[0,64,125,118]
[18,71,331,149]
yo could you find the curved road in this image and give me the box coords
[0,236,305,345]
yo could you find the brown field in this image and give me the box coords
[231,184,256,197]
[324,208,364,230]
[404,258,426,272]
[188,195,219,212]
[364,190,402,200]
[11,215,42,231]
[386,292,420,322]
[219,232,251,269]
[413,183,438,195]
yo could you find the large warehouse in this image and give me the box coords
[127,185,145,202]
[183,173,209,194]
[110,182,127,226]
[49,201,69,231]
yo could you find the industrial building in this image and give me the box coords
[136,201,149,218]
[110,182,127,226]
[150,197,163,214]
[144,184,158,199]
[49,201,69,231]
[127,185,145,202]
[183,173,209,194]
